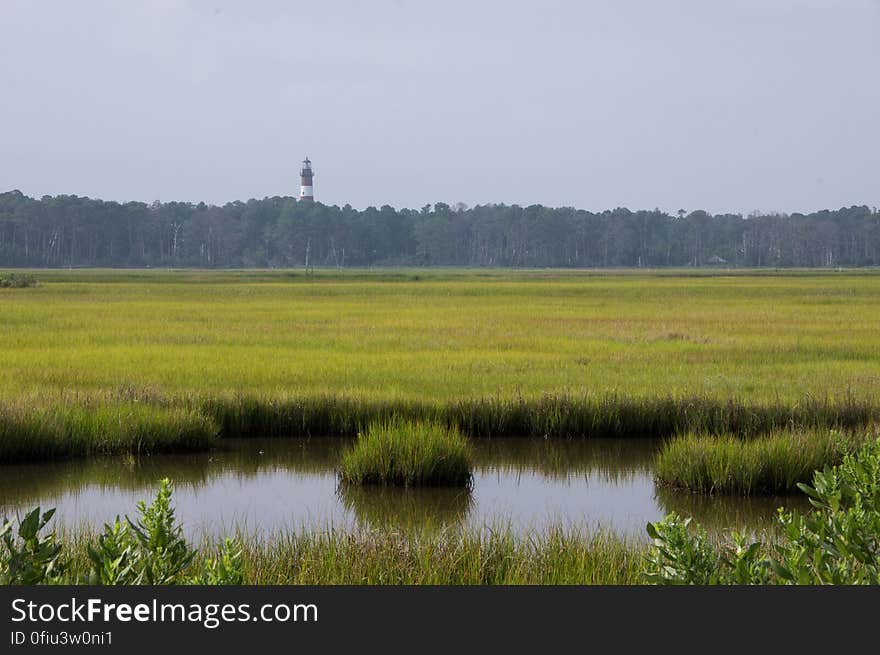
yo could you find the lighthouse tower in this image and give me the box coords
[300,157,314,202]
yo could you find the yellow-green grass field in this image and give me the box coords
[3,268,880,400]
[2,268,880,461]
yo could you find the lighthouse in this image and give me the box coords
[300,157,314,202]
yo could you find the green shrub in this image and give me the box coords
[0,272,38,288]
[122,478,196,584]
[196,539,245,585]
[85,478,243,585]
[86,518,135,585]
[645,437,880,584]
[772,437,880,584]
[339,419,473,487]
[644,517,773,585]
[0,508,68,584]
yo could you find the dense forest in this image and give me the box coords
[1,190,878,268]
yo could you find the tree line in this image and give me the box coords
[1,190,878,268]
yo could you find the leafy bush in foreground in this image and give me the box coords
[0,508,66,584]
[645,437,880,584]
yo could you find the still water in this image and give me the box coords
[0,438,806,540]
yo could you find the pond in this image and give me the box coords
[0,437,807,540]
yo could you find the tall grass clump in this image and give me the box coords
[339,419,473,487]
[655,429,866,495]
[0,402,218,463]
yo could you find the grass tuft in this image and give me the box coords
[339,419,473,487]
[655,429,868,495]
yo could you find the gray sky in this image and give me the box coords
[1,0,878,213]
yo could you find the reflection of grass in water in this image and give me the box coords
[1,433,818,542]
[654,485,811,536]
[1,436,653,513]
[0,438,349,512]
[472,437,657,482]
[337,484,473,531]
[3,437,658,531]
[0,457,213,514]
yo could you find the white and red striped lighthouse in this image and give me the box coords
[300,157,314,202]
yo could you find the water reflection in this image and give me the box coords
[338,484,473,531]
[0,437,810,541]
[471,437,655,482]
[0,438,348,510]
[655,486,811,536]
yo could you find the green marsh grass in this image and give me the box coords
[1,393,878,464]
[0,401,217,463]
[229,528,643,585]
[655,429,868,495]
[339,420,473,487]
[59,527,643,585]
[3,269,880,462]
[205,392,880,440]
[3,269,880,403]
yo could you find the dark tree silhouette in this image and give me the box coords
[1,190,877,268]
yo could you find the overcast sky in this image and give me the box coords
[1,1,878,214]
